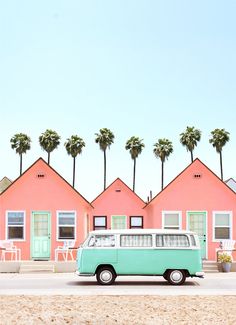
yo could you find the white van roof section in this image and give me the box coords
[89,229,195,235]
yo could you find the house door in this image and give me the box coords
[31,212,51,260]
[111,215,127,229]
[187,211,207,259]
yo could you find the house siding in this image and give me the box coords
[0,159,92,260]
[145,159,236,260]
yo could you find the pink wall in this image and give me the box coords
[91,178,148,229]
[145,159,236,260]
[0,159,92,260]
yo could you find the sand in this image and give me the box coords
[0,295,235,324]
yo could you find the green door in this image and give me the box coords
[111,215,127,229]
[31,212,51,260]
[187,211,207,259]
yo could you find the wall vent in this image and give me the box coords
[115,189,121,192]
[36,173,46,179]
[193,173,202,179]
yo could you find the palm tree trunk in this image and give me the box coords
[220,151,223,180]
[190,150,193,163]
[72,157,76,188]
[133,158,136,192]
[104,150,106,190]
[161,161,164,190]
[48,152,50,165]
[20,154,22,176]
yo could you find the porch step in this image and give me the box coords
[202,261,219,273]
[19,261,55,273]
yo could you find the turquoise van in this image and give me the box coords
[76,229,204,285]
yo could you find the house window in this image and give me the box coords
[7,211,25,240]
[213,212,232,240]
[130,216,143,229]
[57,212,76,240]
[94,216,107,230]
[162,212,181,229]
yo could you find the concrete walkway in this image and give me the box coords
[0,272,236,296]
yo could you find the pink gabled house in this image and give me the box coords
[145,158,236,260]
[91,178,149,230]
[0,158,92,260]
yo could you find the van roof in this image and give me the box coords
[89,229,195,235]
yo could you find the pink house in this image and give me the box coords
[91,178,149,230]
[1,157,235,263]
[0,158,92,260]
[145,159,236,260]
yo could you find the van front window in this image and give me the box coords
[89,235,115,247]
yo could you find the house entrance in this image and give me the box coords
[187,211,207,259]
[31,212,51,260]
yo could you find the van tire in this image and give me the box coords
[166,270,186,285]
[96,266,116,285]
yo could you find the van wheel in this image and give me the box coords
[96,267,116,285]
[166,270,186,285]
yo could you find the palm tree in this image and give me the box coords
[209,128,230,180]
[180,126,201,162]
[95,128,114,190]
[39,129,60,165]
[125,136,145,192]
[64,135,85,188]
[153,138,173,190]
[10,133,31,175]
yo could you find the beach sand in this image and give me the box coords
[0,295,235,324]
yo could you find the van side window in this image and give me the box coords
[156,235,190,247]
[190,235,196,246]
[156,235,163,247]
[89,235,115,247]
[120,235,152,247]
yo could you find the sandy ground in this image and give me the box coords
[0,295,235,324]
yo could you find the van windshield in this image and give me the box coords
[80,236,90,248]
[88,235,115,247]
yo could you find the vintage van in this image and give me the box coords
[76,229,204,285]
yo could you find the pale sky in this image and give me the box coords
[0,1,236,201]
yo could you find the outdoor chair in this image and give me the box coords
[55,240,76,261]
[0,240,21,261]
[216,239,235,261]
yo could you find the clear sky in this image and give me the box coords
[0,1,236,201]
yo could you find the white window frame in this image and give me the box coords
[162,211,182,230]
[5,210,26,241]
[56,211,76,241]
[212,211,232,242]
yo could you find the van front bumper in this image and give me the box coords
[195,271,205,278]
[75,270,94,277]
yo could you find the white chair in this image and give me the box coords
[217,240,235,261]
[0,240,21,261]
[55,240,76,261]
